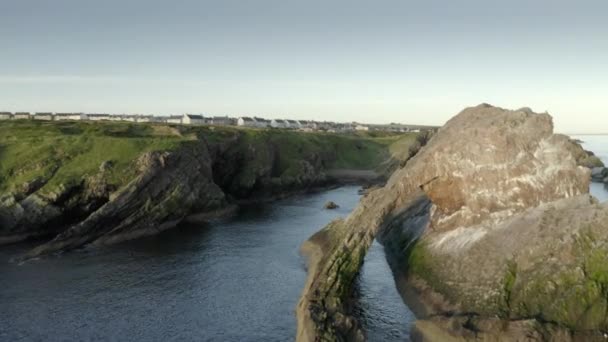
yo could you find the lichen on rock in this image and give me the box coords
[297,104,608,341]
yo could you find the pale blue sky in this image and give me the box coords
[1,0,607,133]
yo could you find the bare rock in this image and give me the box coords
[323,201,339,209]
[297,104,605,340]
[591,167,607,182]
[23,144,226,258]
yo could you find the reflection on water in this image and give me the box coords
[354,241,415,341]
[0,186,413,341]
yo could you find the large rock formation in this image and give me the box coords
[2,125,413,259]
[591,167,608,185]
[24,144,227,258]
[1,135,332,258]
[297,104,608,340]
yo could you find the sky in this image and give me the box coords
[0,0,607,133]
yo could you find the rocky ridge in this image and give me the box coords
[1,127,412,259]
[592,167,608,185]
[0,138,316,257]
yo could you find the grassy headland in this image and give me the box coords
[0,120,420,197]
[0,120,186,195]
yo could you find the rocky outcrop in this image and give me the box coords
[0,173,115,245]
[297,104,606,340]
[573,143,606,189]
[406,195,608,340]
[570,141,603,166]
[591,167,608,184]
[1,129,392,258]
[323,201,339,210]
[24,144,226,258]
[211,136,330,199]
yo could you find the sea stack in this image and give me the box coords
[298,104,608,341]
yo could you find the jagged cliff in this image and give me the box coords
[0,120,419,258]
[297,104,607,341]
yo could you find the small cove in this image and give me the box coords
[0,186,413,341]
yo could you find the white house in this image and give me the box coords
[13,112,31,120]
[34,112,54,121]
[355,124,370,131]
[167,115,183,124]
[253,117,270,128]
[121,115,138,122]
[136,115,152,123]
[270,119,288,128]
[286,119,300,129]
[298,120,316,130]
[336,123,354,132]
[317,121,334,131]
[237,117,257,127]
[88,114,110,121]
[55,113,85,121]
[0,112,12,120]
[183,114,205,125]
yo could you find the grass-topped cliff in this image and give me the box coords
[0,120,422,253]
[0,120,414,197]
[0,121,187,195]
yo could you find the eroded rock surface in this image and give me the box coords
[297,104,606,341]
[1,131,364,258]
[2,118,423,260]
[25,145,226,258]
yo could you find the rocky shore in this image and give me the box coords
[297,104,608,341]
[592,166,608,185]
[0,122,419,259]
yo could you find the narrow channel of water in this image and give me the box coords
[0,186,412,341]
[354,241,416,340]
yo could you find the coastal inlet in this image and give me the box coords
[0,186,414,341]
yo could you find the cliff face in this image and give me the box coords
[24,144,226,257]
[0,121,416,258]
[297,104,606,341]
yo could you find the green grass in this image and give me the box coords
[0,120,186,194]
[0,120,419,196]
[229,128,404,173]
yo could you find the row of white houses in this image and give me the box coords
[0,112,160,123]
[235,117,370,132]
[0,111,437,132]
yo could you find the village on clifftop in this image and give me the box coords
[0,111,438,133]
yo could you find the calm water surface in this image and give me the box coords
[5,137,603,341]
[573,135,608,202]
[0,186,414,341]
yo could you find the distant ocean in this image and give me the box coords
[572,135,608,202]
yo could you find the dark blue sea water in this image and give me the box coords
[0,186,414,341]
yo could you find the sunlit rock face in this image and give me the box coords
[362,104,590,235]
[298,104,603,341]
[373,105,607,339]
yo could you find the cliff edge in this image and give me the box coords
[0,121,420,259]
